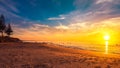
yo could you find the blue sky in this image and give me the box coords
[0,0,76,26]
[0,0,120,26]
[0,0,120,41]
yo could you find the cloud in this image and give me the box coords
[95,0,113,4]
[59,0,120,25]
[0,5,23,23]
[55,23,69,30]
[13,22,66,35]
[48,15,65,20]
[74,0,94,10]
[0,0,26,24]
[0,1,32,26]
[0,0,19,13]
[54,16,120,34]
[12,22,70,41]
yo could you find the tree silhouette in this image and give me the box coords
[5,23,13,37]
[0,14,6,42]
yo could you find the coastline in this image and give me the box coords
[0,42,120,68]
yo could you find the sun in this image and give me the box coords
[104,35,110,41]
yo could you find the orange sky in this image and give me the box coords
[12,17,120,45]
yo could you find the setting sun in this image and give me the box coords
[104,35,110,41]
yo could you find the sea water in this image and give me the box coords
[23,40,120,54]
[53,41,120,54]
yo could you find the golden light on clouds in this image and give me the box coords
[12,17,120,45]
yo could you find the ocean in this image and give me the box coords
[23,40,120,54]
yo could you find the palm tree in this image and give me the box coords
[5,23,13,37]
[0,14,6,42]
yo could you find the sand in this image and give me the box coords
[0,42,120,68]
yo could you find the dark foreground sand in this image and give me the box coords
[0,42,120,68]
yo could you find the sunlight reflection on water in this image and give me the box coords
[55,42,120,54]
[23,40,120,54]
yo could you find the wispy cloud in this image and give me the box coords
[48,15,65,20]
[0,5,22,22]
[95,0,113,4]
[59,0,120,24]
[0,0,24,24]
[0,0,19,13]
[0,0,32,26]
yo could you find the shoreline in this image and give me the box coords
[1,42,120,58]
[0,42,120,68]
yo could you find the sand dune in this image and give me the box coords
[0,42,120,68]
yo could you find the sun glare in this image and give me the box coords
[104,35,110,41]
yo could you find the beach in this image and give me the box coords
[0,42,120,68]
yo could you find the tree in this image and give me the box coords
[0,14,6,42]
[5,23,13,37]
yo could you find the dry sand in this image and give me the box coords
[0,42,120,68]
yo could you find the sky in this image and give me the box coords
[0,0,120,44]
